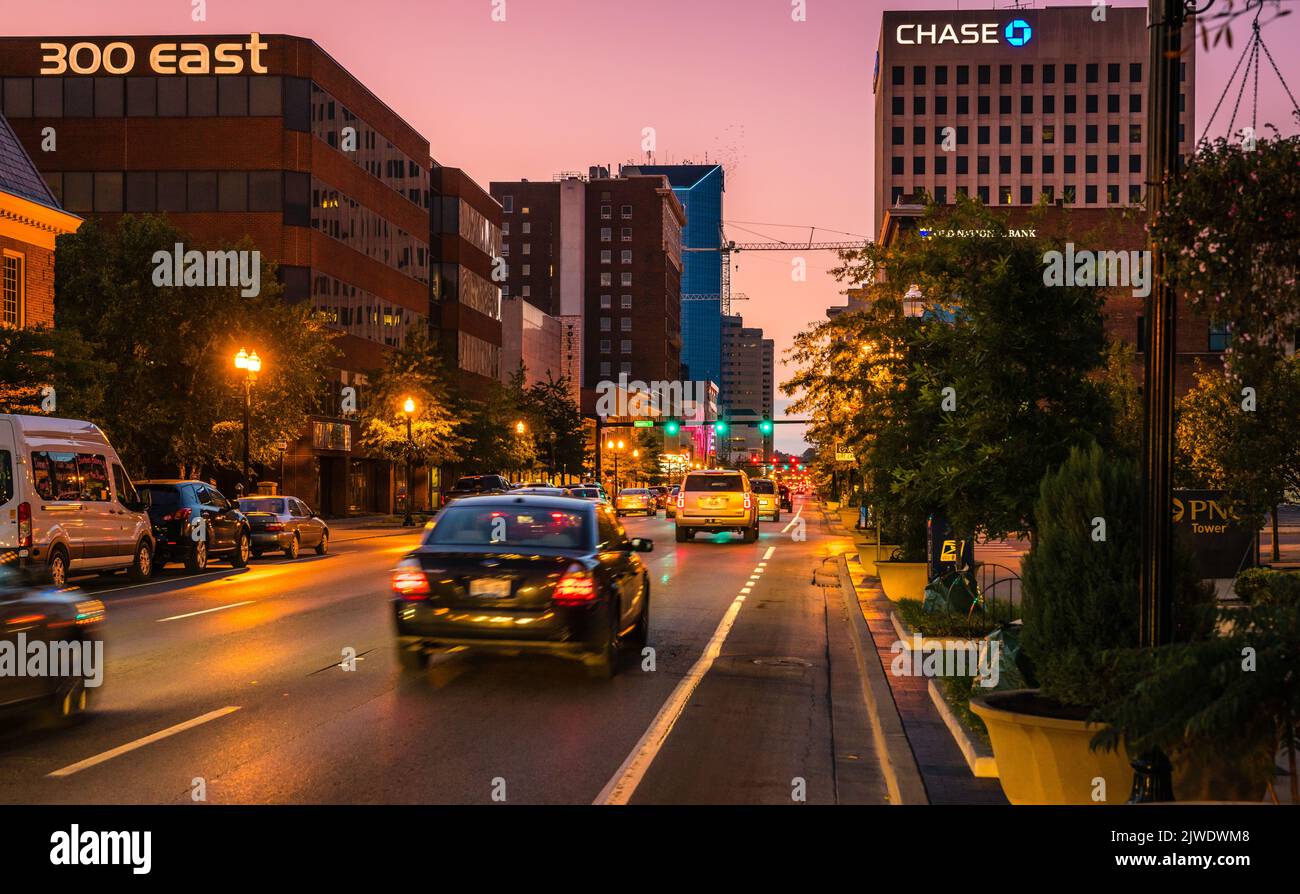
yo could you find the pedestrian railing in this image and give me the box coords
[970,561,1023,624]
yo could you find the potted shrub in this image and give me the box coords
[873,508,930,601]
[970,443,1215,804]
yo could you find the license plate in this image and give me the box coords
[700,497,726,509]
[469,578,512,598]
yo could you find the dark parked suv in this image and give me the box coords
[445,475,512,504]
[138,481,252,573]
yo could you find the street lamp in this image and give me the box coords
[606,438,626,496]
[402,397,415,527]
[233,348,262,495]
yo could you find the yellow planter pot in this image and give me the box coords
[970,691,1132,805]
[875,561,929,602]
[859,545,901,577]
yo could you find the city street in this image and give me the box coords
[0,497,889,805]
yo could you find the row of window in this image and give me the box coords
[310,176,429,284]
[892,153,1144,176]
[310,271,423,348]
[599,272,634,287]
[2,252,22,327]
[599,317,635,332]
[890,122,1180,146]
[598,339,636,354]
[888,61,1187,88]
[310,83,430,210]
[0,74,286,119]
[895,183,1142,205]
[42,169,293,216]
[890,92,1186,117]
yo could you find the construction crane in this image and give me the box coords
[683,227,870,314]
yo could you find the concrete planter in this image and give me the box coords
[970,690,1130,805]
[875,560,929,602]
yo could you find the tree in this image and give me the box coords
[456,375,537,477]
[53,215,340,479]
[358,328,466,467]
[526,372,585,480]
[0,325,109,419]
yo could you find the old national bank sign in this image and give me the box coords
[37,35,269,76]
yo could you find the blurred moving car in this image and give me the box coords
[445,475,513,503]
[648,486,670,510]
[564,486,609,505]
[779,484,793,512]
[138,481,252,573]
[0,564,105,719]
[512,486,568,497]
[674,470,759,543]
[236,496,330,559]
[0,414,154,587]
[391,494,653,678]
[750,478,781,522]
[665,485,681,518]
[614,487,655,517]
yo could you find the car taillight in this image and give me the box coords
[164,507,192,523]
[676,492,684,508]
[264,523,284,531]
[553,565,597,606]
[17,502,31,548]
[743,493,752,509]
[391,560,430,599]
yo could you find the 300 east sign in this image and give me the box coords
[39,34,269,76]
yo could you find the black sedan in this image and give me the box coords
[138,481,252,573]
[236,496,330,559]
[0,564,105,720]
[391,495,652,679]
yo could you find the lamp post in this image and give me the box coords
[402,397,415,527]
[233,348,262,494]
[605,438,625,497]
[631,448,640,487]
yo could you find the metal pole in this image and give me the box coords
[403,415,414,527]
[242,378,252,490]
[1140,0,1183,650]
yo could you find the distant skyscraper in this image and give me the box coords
[721,314,774,463]
[623,164,724,389]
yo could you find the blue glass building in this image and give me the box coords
[629,164,724,387]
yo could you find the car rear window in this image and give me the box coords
[567,488,598,498]
[426,505,593,550]
[453,476,500,491]
[684,474,744,492]
[239,498,285,514]
[142,485,183,511]
[622,489,648,495]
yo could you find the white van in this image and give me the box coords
[0,415,154,587]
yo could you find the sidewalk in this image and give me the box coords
[826,509,1008,805]
[326,515,427,543]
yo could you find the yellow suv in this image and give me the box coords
[749,478,781,522]
[674,470,759,543]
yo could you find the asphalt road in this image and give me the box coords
[0,497,888,805]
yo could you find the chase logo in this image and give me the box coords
[1004,18,1033,47]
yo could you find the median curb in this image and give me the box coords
[836,553,929,805]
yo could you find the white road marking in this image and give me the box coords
[763,546,776,560]
[48,706,242,778]
[156,601,256,622]
[595,591,751,805]
[780,503,805,534]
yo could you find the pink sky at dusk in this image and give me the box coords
[6,0,1299,452]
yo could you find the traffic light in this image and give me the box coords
[713,420,729,436]
[758,419,774,436]
[664,419,681,436]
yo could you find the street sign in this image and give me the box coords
[632,420,654,428]
[835,452,856,462]
[1172,490,1256,578]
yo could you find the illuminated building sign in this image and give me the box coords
[39,34,269,75]
[893,20,1033,47]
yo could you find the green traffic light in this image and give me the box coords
[714,420,729,435]
[759,420,774,435]
[664,420,681,436]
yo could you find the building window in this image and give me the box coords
[620,317,632,331]
[621,272,632,286]
[521,264,530,276]
[621,294,632,309]
[621,250,632,264]
[600,339,611,354]
[600,362,611,378]
[502,222,510,236]
[620,339,632,353]
[621,227,632,242]
[521,222,531,235]
[621,205,633,219]
[2,253,22,327]
[601,250,612,264]
[1209,324,1230,352]
[892,96,904,116]
[502,195,513,212]
[600,317,611,331]
[600,294,612,309]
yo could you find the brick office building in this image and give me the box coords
[0,34,501,513]
[0,111,81,331]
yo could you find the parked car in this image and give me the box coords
[512,487,568,497]
[565,486,609,505]
[445,475,513,504]
[615,487,656,517]
[0,414,154,587]
[779,483,793,512]
[236,496,329,559]
[138,481,251,573]
[674,470,759,543]
[750,478,781,522]
[391,494,652,678]
[0,563,105,719]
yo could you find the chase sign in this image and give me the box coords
[894,19,1034,47]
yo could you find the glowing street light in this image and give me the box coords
[233,347,263,493]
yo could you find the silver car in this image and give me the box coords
[236,496,329,560]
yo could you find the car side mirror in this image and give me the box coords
[630,538,654,553]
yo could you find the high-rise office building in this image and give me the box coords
[720,315,774,463]
[622,164,724,390]
[873,6,1195,235]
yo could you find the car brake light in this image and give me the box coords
[676,492,684,508]
[743,493,752,509]
[553,565,597,606]
[17,502,31,548]
[164,507,192,523]
[264,523,284,532]
[391,560,430,599]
